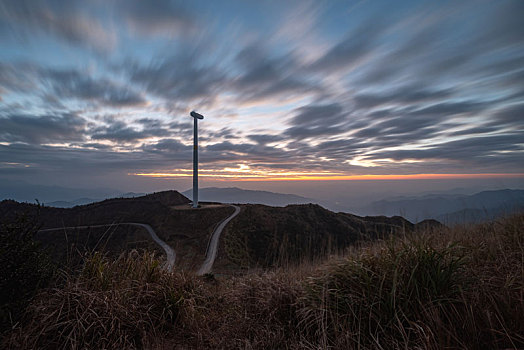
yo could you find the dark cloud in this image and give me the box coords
[475,1,524,50]
[370,134,524,162]
[0,142,165,176]
[205,141,248,153]
[494,104,524,125]
[206,128,239,140]
[0,62,38,92]
[0,0,115,52]
[89,118,171,143]
[128,54,225,101]
[449,125,500,137]
[142,138,190,155]
[123,0,196,36]
[90,125,164,143]
[74,142,113,150]
[44,69,147,107]
[409,101,487,116]
[127,41,321,105]
[353,86,453,110]
[309,15,388,73]
[168,121,193,131]
[0,112,86,144]
[232,45,318,101]
[290,103,343,125]
[310,138,361,158]
[285,103,350,139]
[355,2,524,90]
[136,118,165,129]
[140,138,290,167]
[247,134,284,145]
[347,99,490,144]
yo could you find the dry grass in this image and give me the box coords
[3,213,523,349]
[4,251,205,349]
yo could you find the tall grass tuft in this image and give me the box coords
[4,250,204,349]
[299,237,465,349]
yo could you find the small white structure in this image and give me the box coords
[190,111,204,208]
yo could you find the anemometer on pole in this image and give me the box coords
[190,111,204,208]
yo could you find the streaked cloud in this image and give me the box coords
[0,0,522,190]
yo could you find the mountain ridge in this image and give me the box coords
[361,189,524,223]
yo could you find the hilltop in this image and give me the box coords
[0,191,234,269]
[1,191,440,272]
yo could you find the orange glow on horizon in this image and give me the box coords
[131,172,524,181]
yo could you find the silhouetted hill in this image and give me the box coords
[183,187,315,206]
[2,191,428,272]
[0,191,235,268]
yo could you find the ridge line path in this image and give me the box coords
[38,223,176,271]
[197,205,241,275]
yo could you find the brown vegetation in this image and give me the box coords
[0,192,234,270]
[220,203,441,270]
[3,212,522,349]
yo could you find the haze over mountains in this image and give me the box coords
[182,187,315,207]
[182,187,524,224]
[0,179,146,207]
[1,179,523,224]
[360,189,524,224]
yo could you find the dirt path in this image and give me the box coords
[38,223,176,271]
[197,205,240,275]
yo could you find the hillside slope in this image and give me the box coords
[1,192,437,272]
[0,191,234,269]
[219,203,440,269]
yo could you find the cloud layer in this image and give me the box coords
[0,0,523,188]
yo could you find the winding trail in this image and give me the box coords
[38,223,176,271]
[38,204,240,275]
[197,205,240,275]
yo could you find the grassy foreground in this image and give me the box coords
[2,213,523,349]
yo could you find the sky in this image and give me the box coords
[1,0,523,201]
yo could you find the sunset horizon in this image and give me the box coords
[1,0,523,200]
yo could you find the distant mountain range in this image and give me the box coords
[182,187,524,224]
[44,192,146,208]
[47,188,524,223]
[182,187,316,207]
[2,179,522,224]
[360,189,524,224]
[0,179,123,203]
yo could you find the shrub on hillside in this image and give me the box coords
[299,238,464,348]
[4,251,204,349]
[0,212,55,332]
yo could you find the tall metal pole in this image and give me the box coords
[192,117,198,208]
[190,111,204,208]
